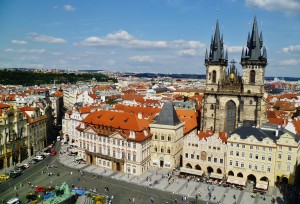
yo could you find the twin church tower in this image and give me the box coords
[201,17,268,133]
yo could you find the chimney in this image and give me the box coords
[138,112,142,119]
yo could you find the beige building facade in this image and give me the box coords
[227,125,300,187]
[182,131,227,179]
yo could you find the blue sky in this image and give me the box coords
[0,0,299,76]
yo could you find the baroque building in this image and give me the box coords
[202,17,267,133]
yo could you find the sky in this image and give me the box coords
[0,0,299,77]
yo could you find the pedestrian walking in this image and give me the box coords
[71,171,73,175]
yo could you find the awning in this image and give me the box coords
[209,172,223,180]
[227,176,246,186]
[180,167,204,176]
[256,180,268,190]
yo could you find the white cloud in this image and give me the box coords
[282,45,300,54]
[28,33,67,44]
[19,56,40,61]
[129,55,153,62]
[11,40,27,45]
[177,49,198,56]
[79,30,205,50]
[64,5,76,11]
[5,48,46,53]
[225,45,243,53]
[245,0,300,15]
[279,59,300,65]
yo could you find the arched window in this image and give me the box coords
[250,70,256,83]
[161,147,164,153]
[168,135,171,141]
[210,104,214,110]
[167,148,170,154]
[154,146,157,152]
[225,100,236,133]
[212,70,217,83]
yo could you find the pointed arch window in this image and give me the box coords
[212,71,217,83]
[250,70,256,83]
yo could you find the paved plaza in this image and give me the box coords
[59,144,287,204]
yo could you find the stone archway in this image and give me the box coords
[195,165,201,170]
[186,163,192,169]
[207,166,213,173]
[282,177,288,184]
[228,170,234,176]
[247,174,257,184]
[237,172,243,178]
[217,168,222,174]
[260,176,269,182]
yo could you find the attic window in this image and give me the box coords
[110,117,114,121]
[124,119,128,123]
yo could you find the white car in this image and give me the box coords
[35,156,44,161]
[21,163,30,169]
[42,152,51,156]
[6,198,20,204]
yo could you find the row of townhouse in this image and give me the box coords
[182,123,300,187]
[0,103,47,170]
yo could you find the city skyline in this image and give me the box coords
[0,0,299,76]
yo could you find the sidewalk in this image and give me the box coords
[58,144,286,204]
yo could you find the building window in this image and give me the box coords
[236,151,239,156]
[236,144,239,148]
[242,152,245,157]
[208,157,211,162]
[230,150,233,156]
[220,159,223,164]
[249,153,253,158]
[287,165,290,172]
[197,155,199,160]
[185,153,188,158]
[278,154,282,159]
[250,145,253,150]
[212,70,217,83]
[256,146,259,151]
[289,147,292,151]
[230,143,233,147]
[214,158,217,163]
[268,156,271,161]
[122,152,125,159]
[161,147,164,153]
[278,163,281,170]
[229,160,232,166]
[262,155,265,160]
[235,161,239,167]
[279,145,282,150]
[113,150,115,157]
[249,163,252,169]
[241,162,244,168]
[261,165,264,172]
[191,154,194,159]
[267,166,271,172]
[133,168,136,174]
[255,154,258,159]
[250,70,256,83]
[128,153,131,160]
[242,145,245,149]
[154,146,157,152]
[154,134,157,139]
[288,155,291,160]
[263,147,265,151]
[167,148,170,154]
[161,135,164,140]
[133,154,136,161]
[269,148,272,152]
[254,164,258,170]
[168,135,171,141]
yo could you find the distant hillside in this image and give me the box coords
[0,69,117,86]
[123,73,300,81]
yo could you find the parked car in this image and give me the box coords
[20,163,30,169]
[0,173,10,180]
[26,193,37,201]
[9,171,21,178]
[35,155,44,161]
[13,167,23,173]
[6,197,20,204]
[28,159,37,164]
[43,151,51,156]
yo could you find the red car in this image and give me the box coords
[35,186,47,193]
[51,150,57,156]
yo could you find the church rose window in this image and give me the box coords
[225,100,236,133]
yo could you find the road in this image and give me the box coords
[0,143,208,204]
